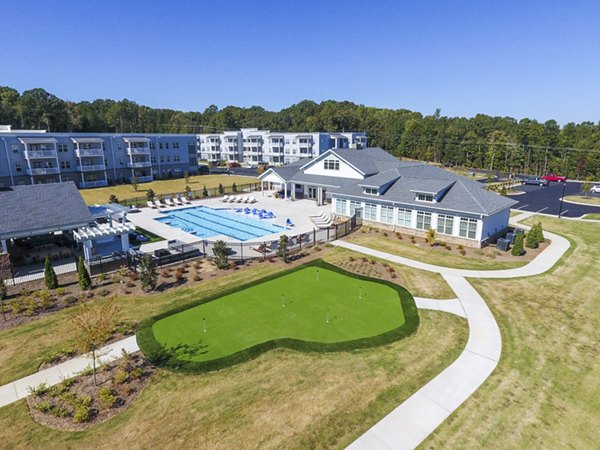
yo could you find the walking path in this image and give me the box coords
[344,212,569,449]
[0,336,139,408]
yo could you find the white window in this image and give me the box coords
[60,161,71,169]
[416,193,434,202]
[173,142,180,149]
[349,200,362,217]
[380,206,394,224]
[149,142,156,150]
[364,203,377,221]
[335,198,347,215]
[459,218,478,239]
[324,159,340,171]
[174,155,180,162]
[397,208,412,228]
[57,144,68,153]
[437,214,454,235]
[15,163,22,172]
[363,187,378,195]
[416,211,432,230]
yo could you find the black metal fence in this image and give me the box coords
[117,182,261,207]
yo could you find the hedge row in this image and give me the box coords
[136,259,420,373]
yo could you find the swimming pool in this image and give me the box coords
[155,206,286,241]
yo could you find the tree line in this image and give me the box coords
[1,86,599,178]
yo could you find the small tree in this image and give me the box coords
[255,243,270,261]
[138,254,157,291]
[277,234,290,263]
[212,240,230,269]
[511,233,524,256]
[131,176,139,192]
[0,277,7,321]
[184,170,190,184]
[185,185,192,197]
[202,185,209,197]
[146,189,155,201]
[532,221,544,244]
[500,186,508,196]
[218,183,224,195]
[44,255,58,290]
[71,297,119,385]
[108,194,119,204]
[77,257,92,291]
[425,228,437,246]
[232,182,237,193]
[525,224,540,249]
[581,181,592,198]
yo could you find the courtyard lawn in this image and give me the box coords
[142,262,416,370]
[563,194,600,206]
[79,174,257,205]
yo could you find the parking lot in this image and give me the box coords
[508,181,600,217]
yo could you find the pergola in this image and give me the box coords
[73,223,135,261]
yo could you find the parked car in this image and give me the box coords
[523,176,549,186]
[541,174,567,182]
[590,185,600,194]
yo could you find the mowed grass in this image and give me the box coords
[152,266,405,362]
[79,174,257,205]
[583,213,600,220]
[563,194,600,206]
[427,216,600,448]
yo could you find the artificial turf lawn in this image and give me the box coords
[151,265,406,363]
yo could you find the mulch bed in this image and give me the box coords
[27,352,155,431]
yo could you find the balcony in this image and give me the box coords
[126,146,151,155]
[26,167,60,176]
[127,161,152,168]
[80,179,109,188]
[24,149,57,159]
[77,164,106,172]
[76,148,104,157]
[135,175,153,183]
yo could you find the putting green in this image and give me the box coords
[138,261,418,371]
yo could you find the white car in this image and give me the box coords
[590,185,600,194]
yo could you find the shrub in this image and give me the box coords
[129,367,144,380]
[39,290,53,311]
[161,269,170,278]
[129,271,139,281]
[232,182,237,193]
[28,382,49,397]
[125,281,136,288]
[425,229,437,246]
[512,233,525,256]
[63,295,78,306]
[24,296,38,316]
[218,183,224,194]
[98,387,117,408]
[174,271,183,281]
[459,249,466,256]
[313,246,322,252]
[73,405,91,423]
[277,235,290,263]
[395,232,403,240]
[139,254,158,291]
[35,401,53,413]
[212,240,230,269]
[114,370,129,384]
[109,194,119,204]
[525,226,539,249]
[55,287,66,296]
[10,297,24,315]
[202,185,209,197]
[96,272,107,283]
[44,255,58,290]
[193,274,201,282]
[383,232,388,237]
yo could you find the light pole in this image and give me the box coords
[557,181,567,219]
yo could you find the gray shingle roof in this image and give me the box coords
[0,182,93,240]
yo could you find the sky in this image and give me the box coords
[1,0,600,124]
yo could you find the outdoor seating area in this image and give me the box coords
[6,235,78,266]
[236,207,276,219]
[310,212,334,228]
[221,195,257,204]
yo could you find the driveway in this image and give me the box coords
[508,181,600,217]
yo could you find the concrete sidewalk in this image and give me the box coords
[0,336,139,408]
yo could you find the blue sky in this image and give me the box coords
[2,0,600,123]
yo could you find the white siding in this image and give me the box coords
[304,157,363,179]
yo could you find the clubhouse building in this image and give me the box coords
[259,147,517,247]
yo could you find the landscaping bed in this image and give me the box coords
[27,352,154,431]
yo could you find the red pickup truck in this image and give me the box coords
[541,174,567,182]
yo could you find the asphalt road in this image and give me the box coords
[508,181,600,217]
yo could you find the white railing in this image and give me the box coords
[26,167,60,175]
[127,147,151,155]
[24,150,57,159]
[76,148,104,157]
[80,179,109,188]
[136,175,153,183]
[127,161,152,168]
[77,164,106,172]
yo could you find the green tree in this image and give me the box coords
[185,185,192,197]
[77,257,92,291]
[532,221,544,244]
[131,176,139,192]
[218,183,224,195]
[425,228,437,246]
[184,170,190,184]
[71,297,119,385]
[44,255,58,290]
[202,185,209,197]
[277,234,290,263]
[146,189,155,201]
[232,182,237,193]
[0,277,7,321]
[525,224,540,249]
[138,254,157,291]
[581,181,592,198]
[212,240,230,269]
[511,233,524,256]
[108,194,119,204]
[500,186,508,196]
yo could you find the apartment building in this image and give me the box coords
[197,128,367,166]
[0,126,199,188]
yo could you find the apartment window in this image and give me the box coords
[160,156,164,163]
[174,155,180,162]
[459,218,478,239]
[60,161,71,169]
[335,198,347,215]
[173,142,180,149]
[397,208,412,228]
[437,214,454,235]
[363,187,378,195]
[159,143,163,149]
[188,142,196,152]
[119,158,124,165]
[380,206,394,224]
[151,157,157,164]
[324,159,340,171]
[165,142,170,149]
[15,163,22,172]
[149,142,156,150]
[416,193,434,202]
[118,143,122,150]
[166,156,170,162]
[416,211,432,230]
[349,200,362,217]
[364,203,377,221]
[57,144,68,153]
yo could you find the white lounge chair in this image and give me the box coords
[154,200,165,208]
[165,198,176,207]
[222,195,230,202]
[248,195,257,204]
[315,218,333,228]
[235,195,244,203]
[183,196,192,204]
[241,196,250,203]
[147,201,157,209]
[174,197,185,205]
[310,212,328,221]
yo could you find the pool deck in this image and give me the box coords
[127,190,331,251]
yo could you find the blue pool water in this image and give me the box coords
[156,206,286,241]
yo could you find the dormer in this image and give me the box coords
[409,180,455,203]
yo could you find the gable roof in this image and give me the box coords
[0,182,93,240]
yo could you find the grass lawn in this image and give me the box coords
[563,194,600,206]
[132,227,164,244]
[345,231,530,270]
[79,174,257,205]
[428,216,600,448]
[582,213,600,220]
[147,264,411,367]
